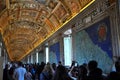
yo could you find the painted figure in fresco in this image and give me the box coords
[79,0,92,7]
[71,1,79,13]
[66,0,79,13]
[48,0,57,9]
[54,4,66,20]
[98,23,107,42]
[0,0,6,13]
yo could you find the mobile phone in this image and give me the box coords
[75,63,77,67]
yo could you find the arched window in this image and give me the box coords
[45,45,49,63]
[63,29,72,66]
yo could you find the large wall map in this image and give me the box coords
[49,42,60,64]
[75,17,113,73]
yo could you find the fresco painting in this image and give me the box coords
[49,42,60,63]
[75,17,113,73]
[0,0,6,13]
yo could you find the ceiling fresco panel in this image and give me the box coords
[0,11,9,29]
[79,0,93,8]
[44,24,53,34]
[20,10,38,18]
[45,18,55,31]
[62,0,81,15]
[49,14,60,29]
[0,0,6,14]
[53,2,69,23]
[39,28,48,38]
[0,0,95,61]
[46,0,58,11]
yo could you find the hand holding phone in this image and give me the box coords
[74,63,77,67]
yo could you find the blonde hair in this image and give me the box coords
[43,62,54,75]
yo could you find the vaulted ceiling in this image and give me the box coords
[0,0,95,61]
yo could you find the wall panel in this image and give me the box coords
[75,17,113,73]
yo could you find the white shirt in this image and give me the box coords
[13,66,26,80]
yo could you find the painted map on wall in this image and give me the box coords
[75,17,113,73]
[0,0,6,13]
[49,42,60,64]
[38,50,44,63]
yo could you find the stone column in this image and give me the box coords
[118,0,120,16]
[71,26,76,61]
[0,57,3,80]
[45,44,49,63]
[118,0,120,55]
[36,51,38,63]
[27,55,30,63]
[59,33,64,65]
[117,0,120,56]
[30,54,33,63]
[0,42,3,80]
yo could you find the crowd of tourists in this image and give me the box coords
[3,58,120,80]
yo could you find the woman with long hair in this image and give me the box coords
[40,62,54,80]
[53,65,73,80]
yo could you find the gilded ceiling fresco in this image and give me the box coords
[0,0,95,61]
[0,0,6,13]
